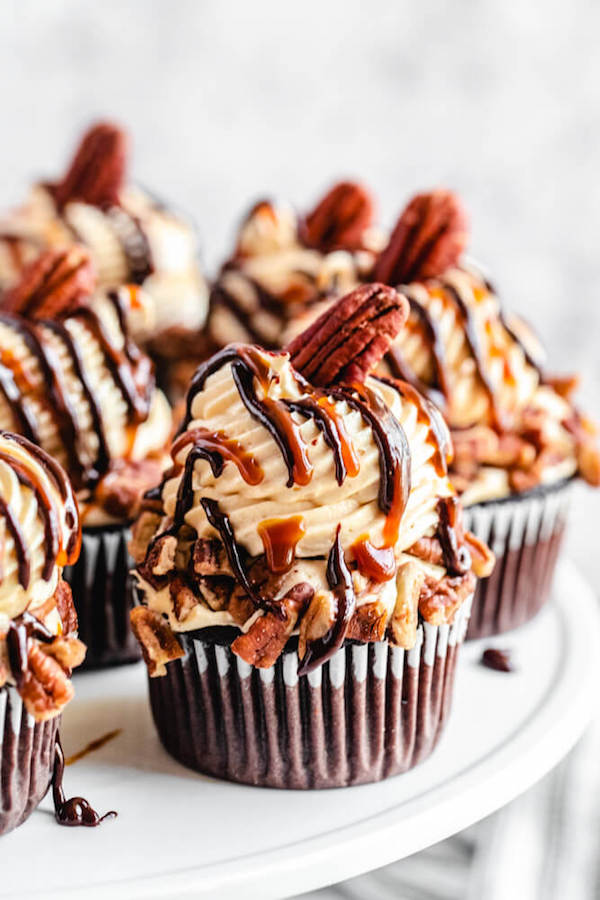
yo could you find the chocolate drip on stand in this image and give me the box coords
[52,737,116,827]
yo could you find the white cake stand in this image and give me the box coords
[2,558,598,900]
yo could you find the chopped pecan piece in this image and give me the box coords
[2,246,95,319]
[373,189,469,285]
[390,561,425,648]
[40,636,86,671]
[130,606,184,677]
[96,458,165,521]
[129,509,163,564]
[303,181,374,252]
[346,601,388,643]
[146,534,177,577]
[286,283,409,385]
[298,590,335,660]
[196,575,233,612]
[169,574,197,623]
[578,439,600,487]
[192,538,230,576]
[407,536,444,566]
[20,642,75,721]
[464,531,495,578]
[231,582,313,668]
[419,571,475,626]
[544,373,580,399]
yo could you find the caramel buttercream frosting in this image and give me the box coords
[207,182,384,351]
[371,190,600,503]
[0,248,172,524]
[131,285,492,674]
[0,431,85,720]
[0,122,208,348]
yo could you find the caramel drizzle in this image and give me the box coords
[171,428,263,486]
[298,526,355,675]
[375,376,450,478]
[283,394,359,485]
[258,516,306,574]
[0,434,80,586]
[386,294,449,412]
[439,280,503,429]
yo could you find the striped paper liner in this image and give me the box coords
[63,525,141,670]
[147,596,472,789]
[0,687,59,835]
[463,480,572,640]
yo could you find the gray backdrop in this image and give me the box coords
[0,0,598,576]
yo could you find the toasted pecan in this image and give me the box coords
[95,458,165,521]
[303,181,374,252]
[169,574,196,623]
[346,600,388,643]
[419,571,475,626]
[1,246,96,319]
[19,642,75,721]
[130,606,184,677]
[286,283,409,385]
[51,121,128,209]
[40,635,86,671]
[53,579,78,635]
[373,189,469,285]
[390,560,424,648]
[231,582,313,668]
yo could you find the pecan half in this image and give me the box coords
[303,181,374,252]
[130,606,184,677]
[53,579,78,635]
[20,642,75,721]
[51,121,129,210]
[286,283,409,385]
[95,458,165,521]
[373,190,469,285]
[2,246,96,319]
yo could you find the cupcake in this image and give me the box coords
[0,247,172,667]
[371,189,600,637]
[0,431,86,833]
[207,181,383,354]
[0,121,209,398]
[130,285,492,788]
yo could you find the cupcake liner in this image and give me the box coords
[0,686,59,835]
[463,479,572,640]
[147,596,472,789]
[63,525,141,670]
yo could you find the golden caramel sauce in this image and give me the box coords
[316,394,360,477]
[258,515,306,573]
[172,428,264,485]
[351,536,396,582]
[127,285,143,310]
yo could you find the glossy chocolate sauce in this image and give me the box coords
[6,611,55,686]
[437,496,470,576]
[386,294,449,411]
[298,526,355,674]
[283,393,359,485]
[52,738,116,828]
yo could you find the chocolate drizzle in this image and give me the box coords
[105,205,154,284]
[298,526,355,675]
[387,294,449,411]
[0,292,153,490]
[6,610,55,686]
[52,737,116,828]
[437,496,470,576]
[199,498,265,609]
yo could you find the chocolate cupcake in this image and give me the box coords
[370,190,600,637]
[130,285,491,788]
[0,431,87,833]
[207,182,383,355]
[0,248,172,666]
[0,121,209,398]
